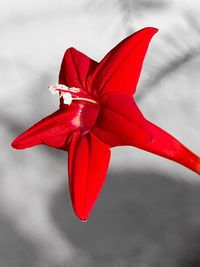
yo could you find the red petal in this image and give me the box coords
[68,131,111,221]
[88,27,158,98]
[138,120,200,174]
[59,47,98,90]
[11,104,84,150]
[92,93,200,174]
[93,94,152,147]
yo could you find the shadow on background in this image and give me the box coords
[0,217,36,267]
[52,171,200,267]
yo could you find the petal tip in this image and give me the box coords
[188,155,200,175]
[151,27,159,33]
[72,202,90,222]
[11,135,36,150]
[144,26,159,36]
[11,138,22,149]
[81,219,88,223]
[196,159,200,175]
[75,212,89,222]
[72,204,91,222]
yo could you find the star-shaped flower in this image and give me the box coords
[11,27,200,221]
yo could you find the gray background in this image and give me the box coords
[1,0,200,266]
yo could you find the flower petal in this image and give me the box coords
[11,104,86,150]
[59,47,98,90]
[88,27,158,98]
[93,93,200,174]
[93,94,152,147]
[68,131,111,221]
[138,120,200,174]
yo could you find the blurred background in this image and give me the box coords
[1,0,200,266]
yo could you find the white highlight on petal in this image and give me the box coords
[63,92,73,105]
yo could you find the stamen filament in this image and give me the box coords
[72,97,98,104]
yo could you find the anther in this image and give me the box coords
[63,93,73,105]
[48,84,80,94]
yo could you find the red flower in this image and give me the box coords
[11,27,200,221]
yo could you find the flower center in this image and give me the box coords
[48,84,98,105]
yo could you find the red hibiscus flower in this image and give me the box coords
[11,27,200,221]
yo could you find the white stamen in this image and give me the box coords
[48,84,98,105]
[63,92,73,105]
[48,84,80,93]
[48,85,59,95]
[49,84,68,91]
[68,87,80,93]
